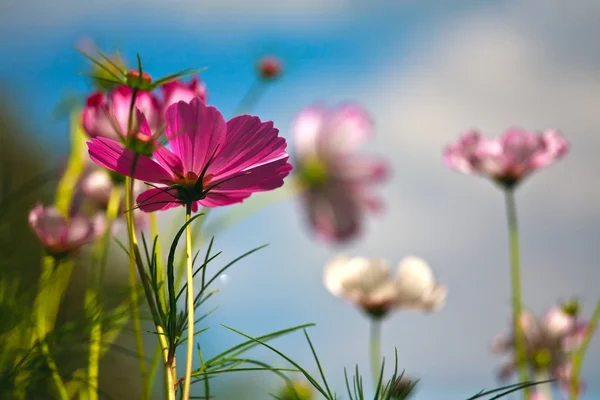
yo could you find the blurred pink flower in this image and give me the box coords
[444,128,568,187]
[492,306,588,392]
[161,76,207,113]
[291,104,388,242]
[257,56,282,80]
[29,204,96,257]
[88,97,292,212]
[82,85,162,145]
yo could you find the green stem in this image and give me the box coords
[125,175,149,399]
[504,189,531,399]
[234,79,267,116]
[569,298,600,399]
[182,202,195,400]
[534,371,552,400]
[370,319,382,390]
[39,338,69,400]
[86,187,122,400]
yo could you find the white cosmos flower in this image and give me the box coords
[324,255,446,318]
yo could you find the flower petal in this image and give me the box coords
[303,183,362,241]
[198,190,251,207]
[87,137,173,183]
[164,97,227,174]
[320,103,374,154]
[136,187,182,212]
[291,106,326,157]
[154,146,184,179]
[209,116,289,177]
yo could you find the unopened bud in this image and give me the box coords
[257,56,282,80]
[389,376,418,399]
[126,70,153,90]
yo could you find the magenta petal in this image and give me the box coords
[136,187,182,212]
[209,115,289,177]
[154,146,184,178]
[87,137,173,183]
[213,157,292,192]
[199,191,252,207]
[164,97,227,174]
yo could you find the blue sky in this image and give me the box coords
[1,1,599,399]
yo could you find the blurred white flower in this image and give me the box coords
[324,255,446,318]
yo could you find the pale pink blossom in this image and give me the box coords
[444,128,568,187]
[29,204,96,257]
[292,104,388,242]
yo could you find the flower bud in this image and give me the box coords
[257,56,282,80]
[278,380,314,400]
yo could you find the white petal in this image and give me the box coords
[394,256,435,303]
[323,256,391,300]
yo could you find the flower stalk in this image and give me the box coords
[125,174,149,399]
[87,186,122,400]
[369,318,382,389]
[569,298,600,399]
[182,201,196,400]
[504,188,531,398]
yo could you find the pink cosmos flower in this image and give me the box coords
[29,204,96,257]
[291,104,388,242]
[161,76,207,113]
[444,128,568,187]
[82,85,162,143]
[88,97,292,212]
[492,306,588,392]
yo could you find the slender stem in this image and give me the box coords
[369,319,382,390]
[149,211,166,310]
[125,175,149,399]
[182,202,195,400]
[504,189,531,399]
[40,339,69,400]
[534,371,552,400]
[234,79,266,116]
[157,325,176,400]
[35,256,69,400]
[570,298,600,399]
[87,187,122,400]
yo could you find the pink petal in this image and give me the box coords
[211,154,292,192]
[291,106,326,157]
[82,92,121,140]
[320,103,374,154]
[443,131,482,174]
[303,183,362,242]
[154,146,184,178]
[164,98,227,175]
[199,191,252,207]
[87,137,173,183]
[136,187,182,212]
[209,115,288,178]
[112,87,162,137]
[162,77,207,111]
[532,130,569,168]
[336,156,389,184]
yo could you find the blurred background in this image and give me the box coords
[0,0,599,398]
